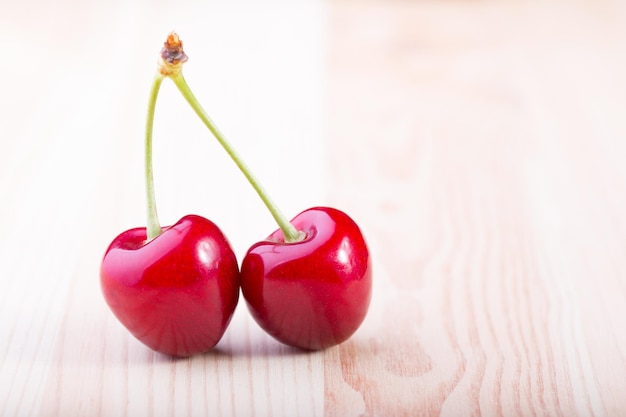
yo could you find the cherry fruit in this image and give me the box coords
[100,34,239,356]
[101,215,239,357]
[241,207,372,350]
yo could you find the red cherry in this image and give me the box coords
[241,207,372,350]
[100,214,239,357]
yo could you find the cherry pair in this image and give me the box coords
[100,33,372,357]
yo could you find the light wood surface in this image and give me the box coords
[325,2,626,416]
[2,1,626,416]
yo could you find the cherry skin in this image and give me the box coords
[100,214,239,357]
[240,207,372,350]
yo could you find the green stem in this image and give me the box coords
[145,73,165,241]
[169,72,302,243]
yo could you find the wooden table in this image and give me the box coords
[1,1,625,415]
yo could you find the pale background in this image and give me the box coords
[1,0,626,416]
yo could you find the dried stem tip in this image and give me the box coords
[158,32,188,76]
[161,32,188,65]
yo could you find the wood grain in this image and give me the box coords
[323,1,626,416]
